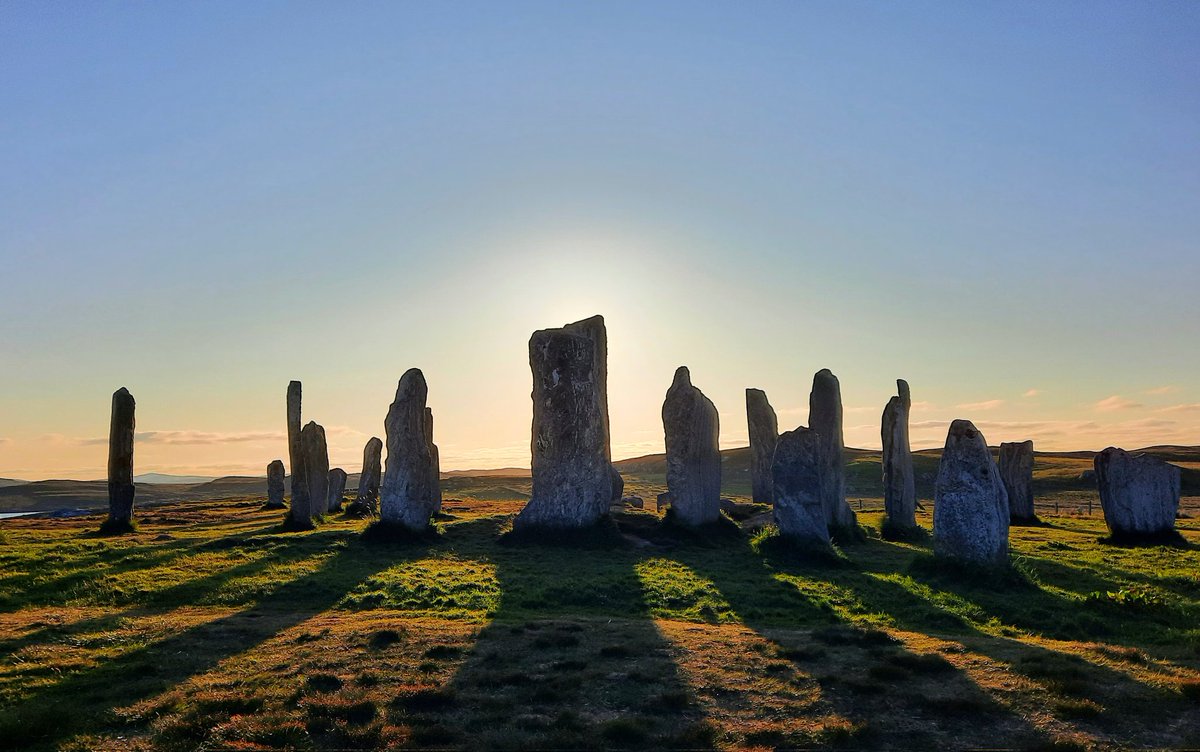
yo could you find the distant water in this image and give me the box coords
[0,512,37,520]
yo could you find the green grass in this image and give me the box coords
[0,493,1198,750]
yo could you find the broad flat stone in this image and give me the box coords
[746,388,779,505]
[1095,447,1180,540]
[771,427,831,546]
[301,421,329,523]
[999,440,1036,523]
[933,420,1009,566]
[266,459,286,509]
[662,366,721,526]
[381,368,436,531]
[106,387,136,527]
[809,369,857,531]
[881,379,918,535]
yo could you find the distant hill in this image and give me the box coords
[0,478,28,488]
[441,467,531,478]
[133,473,217,485]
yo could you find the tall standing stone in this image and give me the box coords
[356,437,383,512]
[266,459,286,509]
[933,420,1009,567]
[562,315,624,501]
[328,468,348,512]
[286,381,310,525]
[881,379,918,537]
[771,427,831,546]
[105,387,136,530]
[425,407,443,515]
[381,368,435,531]
[999,440,1037,524]
[809,369,857,532]
[746,388,779,505]
[662,366,721,526]
[1094,447,1181,542]
[514,322,610,530]
[301,422,329,525]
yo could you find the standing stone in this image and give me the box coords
[1094,447,1181,542]
[999,440,1037,524]
[881,379,918,536]
[424,407,443,515]
[933,420,1009,567]
[561,315,624,502]
[809,369,857,532]
[662,366,721,526]
[300,422,329,524]
[327,468,348,512]
[286,381,310,525]
[514,322,610,530]
[771,427,831,546]
[656,492,672,513]
[380,368,435,531]
[105,387,136,529]
[746,388,779,505]
[355,437,383,513]
[266,459,286,509]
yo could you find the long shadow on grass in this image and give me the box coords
[404,513,718,751]
[0,529,427,751]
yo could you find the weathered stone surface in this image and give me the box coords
[106,387,136,526]
[809,369,857,531]
[356,437,383,512]
[881,379,917,535]
[1095,447,1180,539]
[328,468,347,512]
[425,407,442,515]
[999,440,1036,523]
[746,388,779,505]
[656,492,672,513]
[563,316,623,504]
[266,459,286,509]
[662,367,721,526]
[933,420,1009,566]
[286,381,310,525]
[771,427,831,546]
[300,422,329,524]
[623,496,644,509]
[381,368,435,531]
[514,323,610,530]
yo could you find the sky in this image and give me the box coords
[1,1,1198,480]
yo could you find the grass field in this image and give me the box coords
[1,489,1198,751]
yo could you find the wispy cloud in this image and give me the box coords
[78,429,286,446]
[1145,385,1177,395]
[1022,389,1039,398]
[955,399,1005,411]
[1094,395,1143,412]
[1159,403,1200,414]
[0,438,10,445]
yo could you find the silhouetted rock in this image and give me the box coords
[999,440,1036,523]
[771,427,831,546]
[746,388,779,505]
[328,467,347,512]
[355,437,383,513]
[286,381,310,524]
[881,379,918,537]
[662,367,721,526]
[623,496,644,509]
[381,368,436,531]
[106,387,136,530]
[933,420,1009,566]
[610,464,624,502]
[514,321,611,531]
[809,369,857,532]
[266,459,286,509]
[300,421,329,526]
[425,407,442,515]
[657,492,672,513]
[1095,447,1181,542]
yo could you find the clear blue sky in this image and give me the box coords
[2,1,1198,478]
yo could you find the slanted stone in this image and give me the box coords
[514,323,610,531]
[424,407,442,515]
[933,420,1009,566]
[746,388,779,505]
[999,440,1037,524]
[355,437,383,513]
[1095,447,1181,542]
[809,369,857,532]
[266,459,286,509]
[771,427,831,546]
[328,468,347,512]
[662,367,721,526]
[881,379,918,536]
[299,422,328,525]
[656,492,672,513]
[286,381,310,526]
[381,368,435,531]
[106,387,136,529]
